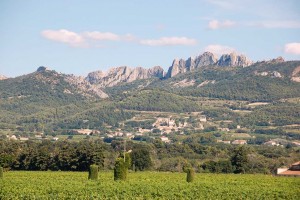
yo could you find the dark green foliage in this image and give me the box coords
[201,160,234,173]
[0,139,299,174]
[131,147,152,171]
[125,119,155,129]
[124,153,131,169]
[0,166,3,178]
[119,89,202,113]
[242,102,300,126]
[114,158,127,181]
[88,164,98,180]
[231,146,249,174]
[186,168,195,183]
[2,140,105,171]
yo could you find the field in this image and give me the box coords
[0,171,299,199]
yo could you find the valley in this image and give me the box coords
[0,53,300,174]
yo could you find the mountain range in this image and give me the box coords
[1,51,300,134]
[1,51,300,101]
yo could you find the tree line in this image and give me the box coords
[1,139,299,174]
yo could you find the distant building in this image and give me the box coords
[217,140,231,144]
[199,115,207,122]
[218,128,230,132]
[19,137,29,141]
[160,136,170,143]
[232,140,247,145]
[264,140,279,146]
[72,129,100,135]
[52,137,59,141]
[292,142,300,146]
[9,135,17,140]
[277,161,300,176]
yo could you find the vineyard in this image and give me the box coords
[0,171,299,199]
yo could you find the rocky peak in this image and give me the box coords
[166,59,187,78]
[166,51,253,78]
[86,66,165,87]
[194,52,218,68]
[270,56,285,63]
[37,66,49,72]
[86,70,105,84]
[217,52,252,67]
[166,52,219,78]
[148,66,165,78]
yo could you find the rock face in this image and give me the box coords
[86,66,165,87]
[270,56,285,63]
[166,52,252,78]
[217,52,252,67]
[166,52,217,78]
[64,75,108,98]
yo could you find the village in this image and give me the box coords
[3,112,300,148]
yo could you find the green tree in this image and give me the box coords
[231,146,249,174]
[131,148,152,171]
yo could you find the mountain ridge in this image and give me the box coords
[1,52,300,101]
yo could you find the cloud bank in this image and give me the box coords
[284,43,300,55]
[42,29,197,48]
[41,29,85,47]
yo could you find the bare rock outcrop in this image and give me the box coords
[86,66,165,87]
[166,52,218,78]
[217,52,252,67]
[64,75,108,98]
[166,51,251,78]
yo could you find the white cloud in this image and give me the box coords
[41,30,198,48]
[208,20,236,30]
[83,31,121,41]
[204,44,236,55]
[140,37,197,46]
[284,43,300,55]
[41,29,85,47]
[250,20,300,29]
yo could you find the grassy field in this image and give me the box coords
[0,171,299,199]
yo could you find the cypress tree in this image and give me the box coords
[0,167,3,179]
[114,158,127,181]
[88,164,98,180]
[186,168,195,183]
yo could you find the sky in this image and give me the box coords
[0,0,300,77]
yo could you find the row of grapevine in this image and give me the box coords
[0,171,299,199]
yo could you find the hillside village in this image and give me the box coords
[3,110,300,148]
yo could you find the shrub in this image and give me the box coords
[186,168,195,183]
[88,164,98,180]
[0,167,3,179]
[114,158,127,181]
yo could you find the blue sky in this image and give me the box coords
[1,0,300,77]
